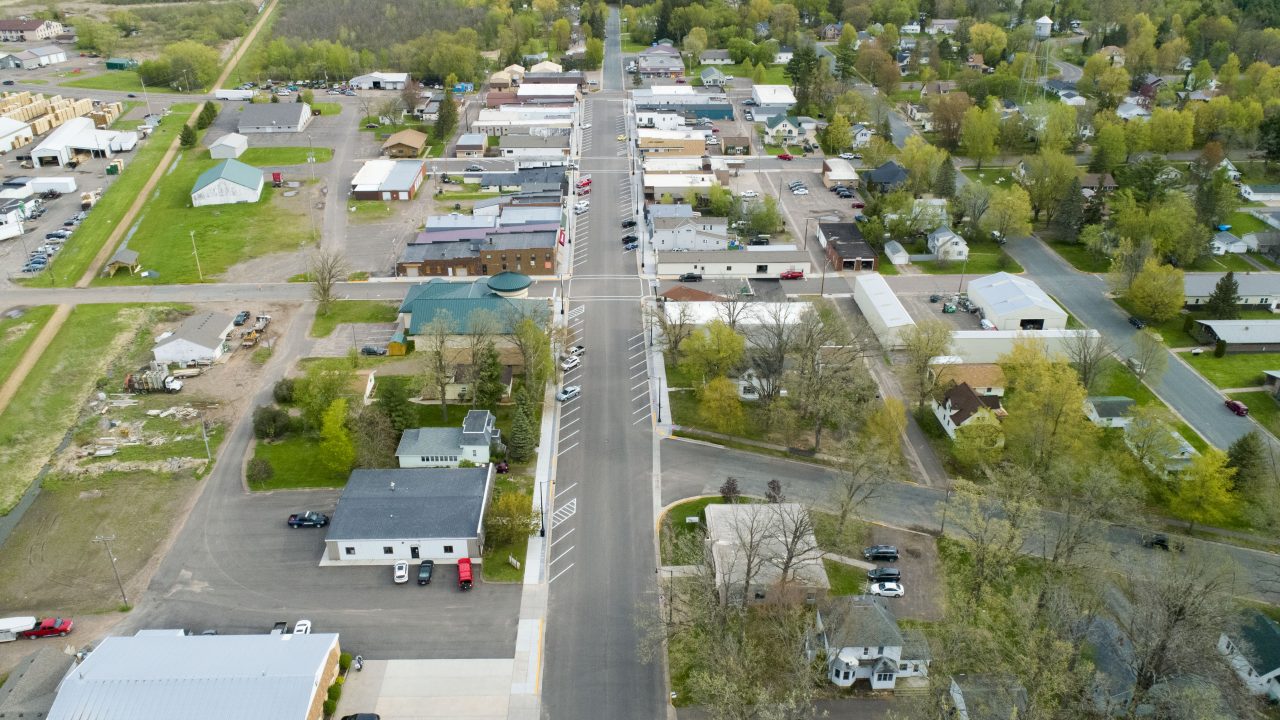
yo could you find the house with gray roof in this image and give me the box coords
[815,596,930,691]
[152,311,235,365]
[1084,396,1135,428]
[1221,610,1280,702]
[396,410,499,467]
[699,66,728,87]
[702,49,732,65]
[1194,319,1280,353]
[1185,272,1280,310]
[704,503,830,606]
[324,466,495,564]
[237,102,312,133]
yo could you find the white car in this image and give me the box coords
[840,152,855,160]
[293,620,312,634]
[561,355,581,371]
[740,190,759,198]
[557,386,581,402]
[706,137,720,145]
[393,561,409,584]
[581,123,592,129]
[870,582,905,598]
[792,188,809,195]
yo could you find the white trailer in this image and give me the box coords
[0,222,22,241]
[30,176,77,194]
[214,89,255,101]
[0,616,36,642]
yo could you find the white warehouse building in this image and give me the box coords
[657,250,811,279]
[30,117,138,167]
[349,72,410,90]
[966,272,1068,331]
[853,273,916,349]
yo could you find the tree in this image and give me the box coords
[319,398,354,476]
[179,123,197,148]
[819,113,852,154]
[551,18,572,52]
[1131,329,1169,382]
[935,160,956,198]
[296,363,351,430]
[1125,405,1184,469]
[353,405,397,468]
[648,301,695,363]
[486,489,539,548]
[745,196,782,237]
[948,478,1030,611]
[1204,271,1241,319]
[584,38,604,69]
[1020,149,1077,222]
[1054,179,1085,240]
[1148,108,1194,153]
[982,185,1032,240]
[968,22,1008,60]
[954,182,992,227]
[855,46,900,93]
[744,302,797,404]
[1062,330,1111,391]
[765,478,786,503]
[899,135,948,195]
[1089,124,1126,173]
[196,102,217,130]
[999,341,1097,475]
[751,62,766,84]
[719,476,741,504]
[1128,259,1184,322]
[698,377,747,435]
[253,405,292,440]
[507,402,536,462]
[1260,113,1280,163]
[785,302,875,450]
[1193,166,1241,229]
[473,342,505,409]
[1226,431,1269,494]
[139,40,220,91]
[901,319,953,410]
[931,91,973,149]
[1171,450,1238,533]
[832,432,896,535]
[960,102,999,168]
[681,320,745,385]
[246,457,273,486]
[419,310,458,420]
[682,27,707,65]
[464,309,501,404]
[309,250,348,314]
[1040,102,1078,152]
[434,88,457,142]
[374,376,415,432]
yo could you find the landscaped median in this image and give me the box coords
[41,104,196,287]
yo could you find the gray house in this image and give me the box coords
[237,102,313,133]
[396,409,499,468]
[699,67,728,87]
[815,596,930,691]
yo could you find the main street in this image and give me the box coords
[541,9,667,720]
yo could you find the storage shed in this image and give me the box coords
[853,273,915,349]
[207,132,248,159]
[350,159,427,200]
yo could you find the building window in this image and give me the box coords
[863,647,870,656]
[876,672,894,683]
[444,545,454,553]
[899,663,908,671]
[757,264,767,273]
[877,646,884,654]
[345,547,355,555]
[843,670,851,680]
[383,546,393,554]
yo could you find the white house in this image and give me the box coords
[152,311,235,365]
[530,60,563,73]
[1220,610,1280,702]
[1211,230,1254,255]
[1218,157,1242,182]
[323,466,494,564]
[1084,396,1136,428]
[1115,102,1151,121]
[932,382,1004,440]
[1185,273,1280,310]
[764,115,803,144]
[927,226,969,261]
[901,21,922,34]
[702,49,733,65]
[0,117,33,153]
[350,72,410,90]
[650,216,730,251]
[927,19,959,34]
[705,503,829,605]
[190,159,264,207]
[966,272,1068,331]
[1242,184,1280,203]
[772,46,795,64]
[395,410,499,468]
[884,240,909,266]
[498,134,571,158]
[853,273,915,349]
[850,123,874,147]
[208,132,248,159]
[1124,422,1198,474]
[237,103,312,133]
[816,596,930,690]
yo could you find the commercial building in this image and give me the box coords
[350,159,427,200]
[237,103,312,133]
[323,466,494,564]
[381,129,428,158]
[636,128,707,155]
[454,133,486,158]
[349,72,409,90]
[966,272,1067,331]
[818,222,878,271]
[207,132,248,159]
[822,158,859,188]
[515,83,579,104]
[151,311,235,365]
[190,159,264,207]
[0,18,63,42]
[45,630,341,720]
[751,85,797,119]
[398,229,558,277]
[397,276,546,361]
[632,86,734,120]
[853,273,915,349]
[474,107,575,135]
[30,116,138,166]
[17,46,66,67]
[499,134,570,158]
[638,54,685,78]
[643,173,717,201]
[0,116,32,153]
[656,249,811,279]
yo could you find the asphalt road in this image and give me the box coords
[541,9,667,720]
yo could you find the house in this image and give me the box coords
[1080,172,1118,196]
[822,158,859,189]
[488,70,513,90]
[901,21,922,34]
[816,596,930,690]
[818,222,877,271]
[967,272,1068,331]
[1220,610,1280,702]
[0,117,33,153]
[152,311,235,365]
[530,60,563,73]
[1044,78,1077,96]
[927,226,969,261]
[699,67,728,87]
[1218,158,1242,182]
[650,215,730,251]
[932,382,1004,440]
[764,115,802,144]
[0,18,63,42]
[966,54,989,71]
[1138,73,1165,98]
[350,159,427,201]
[920,80,957,99]
[103,246,141,277]
[905,103,933,130]
[884,240,909,266]
[1193,319,1280,353]
[637,53,685,78]
[1034,15,1053,39]
[190,159,263,207]
[853,273,915,349]
[751,85,797,117]
[397,276,546,364]
[864,161,908,192]
[454,133,487,158]
[773,46,795,64]
[498,134,571,158]
[396,410,499,468]
[45,630,340,720]
[1211,230,1254,255]
[820,23,844,40]
[1242,184,1280,203]
[1085,396,1136,428]
[323,466,494,564]
[237,103,312,133]
[927,18,959,35]
[656,250,811,279]
[381,129,428,158]
[1115,102,1151,121]
[704,503,830,605]
[950,675,1029,720]
[850,123,874,147]
[1098,45,1126,67]
[928,359,1006,396]
[702,49,732,65]
[661,285,725,302]
[1185,273,1280,310]
[208,132,248,159]
[1059,90,1087,106]
[1125,423,1198,474]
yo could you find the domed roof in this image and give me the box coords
[487,272,532,293]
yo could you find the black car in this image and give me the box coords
[1128,316,1146,329]
[361,346,388,356]
[621,234,638,243]
[417,560,435,585]
[867,567,902,582]
[622,219,638,229]
[1,80,13,86]
[863,545,899,561]
[233,310,251,326]
[1141,533,1184,551]
[679,272,703,282]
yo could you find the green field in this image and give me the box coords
[238,146,334,165]
[1179,351,1280,389]
[62,71,183,93]
[960,167,1016,187]
[1223,211,1269,236]
[0,306,55,390]
[95,146,312,285]
[310,300,399,337]
[1047,241,1110,273]
[1094,359,1208,453]
[310,102,342,116]
[43,104,195,287]
[481,475,535,582]
[225,4,278,86]
[1188,252,1258,273]
[823,559,867,595]
[252,435,348,489]
[346,200,400,223]
[0,305,147,514]
[916,250,1023,275]
[620,33,649,54]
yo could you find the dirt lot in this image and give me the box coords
[864,524,943,622]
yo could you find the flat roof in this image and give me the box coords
[854,274,915,328]
[657,249,810,264]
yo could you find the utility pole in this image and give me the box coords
[199,413,211,460]
[92,535,128,607]
[190,230,203,281]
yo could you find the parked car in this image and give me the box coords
[561,356,581,371]
[233,310,251,326]
[1,80,13,86]
[778,153,794,161]
[557,386,581,402]
[417,560,435,585]
[621,219,637,228]
[621,234,639,244]
[851,200,866,209]
[839,152,855,160]
[1225,399,1250,416]
[393,561,409,584]
[740,190,758,198]
[679,272,703,282]
[1141,533,1184,551]
[565,345,586,358]
[863,545,899,561]
[869,582,905,598]
[866,568,902,583]
[293,620,312,634]
[457,557,474,590]
[21,618,73,638]
[792,188,809,195]
[581,122,592,129]
[1128,316,1146,329]
[779,270,805,280]
[623,242,639,251]
[288,511,329,528]
[361,346,387,356]
[616,134,626,141]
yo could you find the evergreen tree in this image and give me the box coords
[374,376,415,432]
[935,160,957,198]
[751,63,766,84]
[1204,271,1241,319]
[179,123,197,148]
[1054,178,1085,240]
[508,403,536,462]
[719,476,741,503]
[472,342,505,409]
[196,102,217,130]
[434,87,458,142]
[1226,431,1269,494]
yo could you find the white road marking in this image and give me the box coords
[552,498,577,526]
[631,380,648,391]
[550,546,576,565]
[549,563,574,583]
[629,360,646,370]
[551,528,575,547]
[557,442,579,456]
[559,428,580,442]
[630,369,646,380]
[556,482,578,497]
[628,332,644,342]
[628,350,644,360]
[633,404,650,415]
[561,417,581,429]
[631,391,648,403]
[633,414,651,425]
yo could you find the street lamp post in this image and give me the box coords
[92,535,128,607]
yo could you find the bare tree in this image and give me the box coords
[309,249,348,313]
[503,304,553,400]
[419,310,457,421]
[901,318,953,411]
[725,504,773,609]
[767,502,823,597]
[744,302,798,404]
[1062,330,1112,392]
[715,279,755,331]
[786,302,876,451]
[399,79,422,118]
[646,300,696,364]
[1130,329,1169,383]
[832,436,896,535]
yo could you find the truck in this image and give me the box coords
[253,314,272,331]
[241,329,261,348]
[124,362,184,394]
[214,89,255,101]
[0,616,36,643]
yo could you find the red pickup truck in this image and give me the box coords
[22,617,73,638]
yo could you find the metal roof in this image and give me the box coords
[238,103,309,130]
[1196,319,1280,344]
[325,467,491,541]
[46,633,339,720]
[395,427,465,456]
[398,279,545,334]
[656,249,810,264]
[967,272,1067,320]
[208,132,247,151]
[1184,272,1280,297]
[192,159,262,194]
[154,311,234,352]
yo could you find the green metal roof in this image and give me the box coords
[398,279,545,335]
[765,114,799,130]
[192,159,263,194]
[487,271,532,292]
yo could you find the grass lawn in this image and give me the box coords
[667,388,776,440]
[1094,358,1209,454]
[310,102,342,116]
[42,104,195,287]
[346,200,399,223]
[620,33,649,53]
[481,475,535,582]
[960,167,1015,187]
[1188,253,1258,273]
[252,435,347,489]
[360,116,429,135]
[225,3,278,86]
[763,144,804,156]
[310,300,398,337]
[1047,241,1110,273]
[0,306,55,388]
[0,304,152,513]
[238,146,334,165]
[1179,351,1280,389]
[660,496,726,564]
[425,143,446,158]
[1223,211,1269,236]
[916,245,1023,275]
[824,559,866,595]
[63,71,186,93]
[1229,391,1280,439]
[94,146,311,285]
[878,257,900,275]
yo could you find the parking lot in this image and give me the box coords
[311,321,399,356]
[863,525,943,622]
[897,288,990,330]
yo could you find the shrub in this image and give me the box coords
[274,378,296,404]
[246,458,273,485]
[1215,340,1227,358]
[339,652,353,671]
[322,700,336,717]
[458,459,477,468]
[327,683,342,702]
[253,405,292,440]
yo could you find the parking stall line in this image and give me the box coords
[561,417,581,430]
[633,414,651,425]
[628,350,644,360]
[551,528,575,547]
[631,380,647,391]
[559,428,580,443]
[631,391,648,403]
[549,564,574,583]
[556,482,578,497]
[629,360,646,370]
[632,404,650,415]
[550,546,576,565]
[557,442,579,456]
[630,370,646,381]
